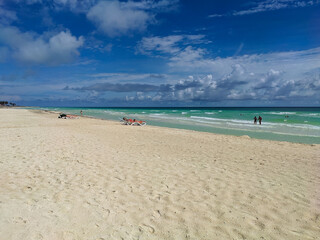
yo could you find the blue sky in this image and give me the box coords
[0,0,320,107]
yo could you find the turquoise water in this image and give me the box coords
[35,107,320,144]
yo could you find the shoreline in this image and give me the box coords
[1,108,319,239]
[33,107,320,146]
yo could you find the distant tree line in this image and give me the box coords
[0,101,16,106]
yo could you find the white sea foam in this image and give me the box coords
[149,113,168,117]
[185,119,220,125]
[190,116,223,121]
[188,115,320,131]
[299,113,320,117]
[268,131,320,138]
[226,122,273,128]
[289,124,320,130]
[103,110,125,115]
[190,116,253,125]
[263,112,297,115]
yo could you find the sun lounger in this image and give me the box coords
[121,117,146,126]
[131,120,146,126]
[58,114,79,119]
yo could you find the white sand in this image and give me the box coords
[0,108,319,240]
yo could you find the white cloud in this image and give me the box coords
[170,46,207,65]
[0,26,84,65]
[137,35,207,55]
[87,0,179,37]
[138,35,184,54]
[130,43,320,103]
[234,0,319,16]
[87,1,151,37]
[11,0,179,13]
[208,14,223,18]
[0,6,17,24]
[5,0,179,37]
[89,72,168,84]
[124,0,179,11]
[208,0,319,18]
[168,46,320,79]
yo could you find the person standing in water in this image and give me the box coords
[254,116,257,124]
[258,116,262,125]
[80,110,83,116]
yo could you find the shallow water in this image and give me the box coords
[33,107,320,144]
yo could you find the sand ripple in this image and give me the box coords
[0,109,319,239]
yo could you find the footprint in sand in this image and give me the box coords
[139,224,155,234]
[23,186,33,192]
[13,217,27,224]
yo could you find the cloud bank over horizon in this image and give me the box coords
[63,46,320,105]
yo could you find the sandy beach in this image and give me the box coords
[0,108,319,240]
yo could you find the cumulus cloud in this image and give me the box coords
[0,26,84,65]
[168,46,320,78]
[87,1,151,37]
[163,46,320,102]
[5,0,179,37]
[71,45,320,103]
[87,0,179,37]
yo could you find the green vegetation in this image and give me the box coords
[0,101,16,106]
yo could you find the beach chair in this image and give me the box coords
[121,118,146,126]
[66,115,79,119]
[58,114,79,119]
[132,120,146,126]
[120,118,133,125]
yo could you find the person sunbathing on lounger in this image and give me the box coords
[58,113,78,119]
[122,117,146,126]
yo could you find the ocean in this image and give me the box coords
[34,107,320,144]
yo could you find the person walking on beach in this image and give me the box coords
[258,116,262,125]
[254,116,257,124]
[80,110,83,116]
